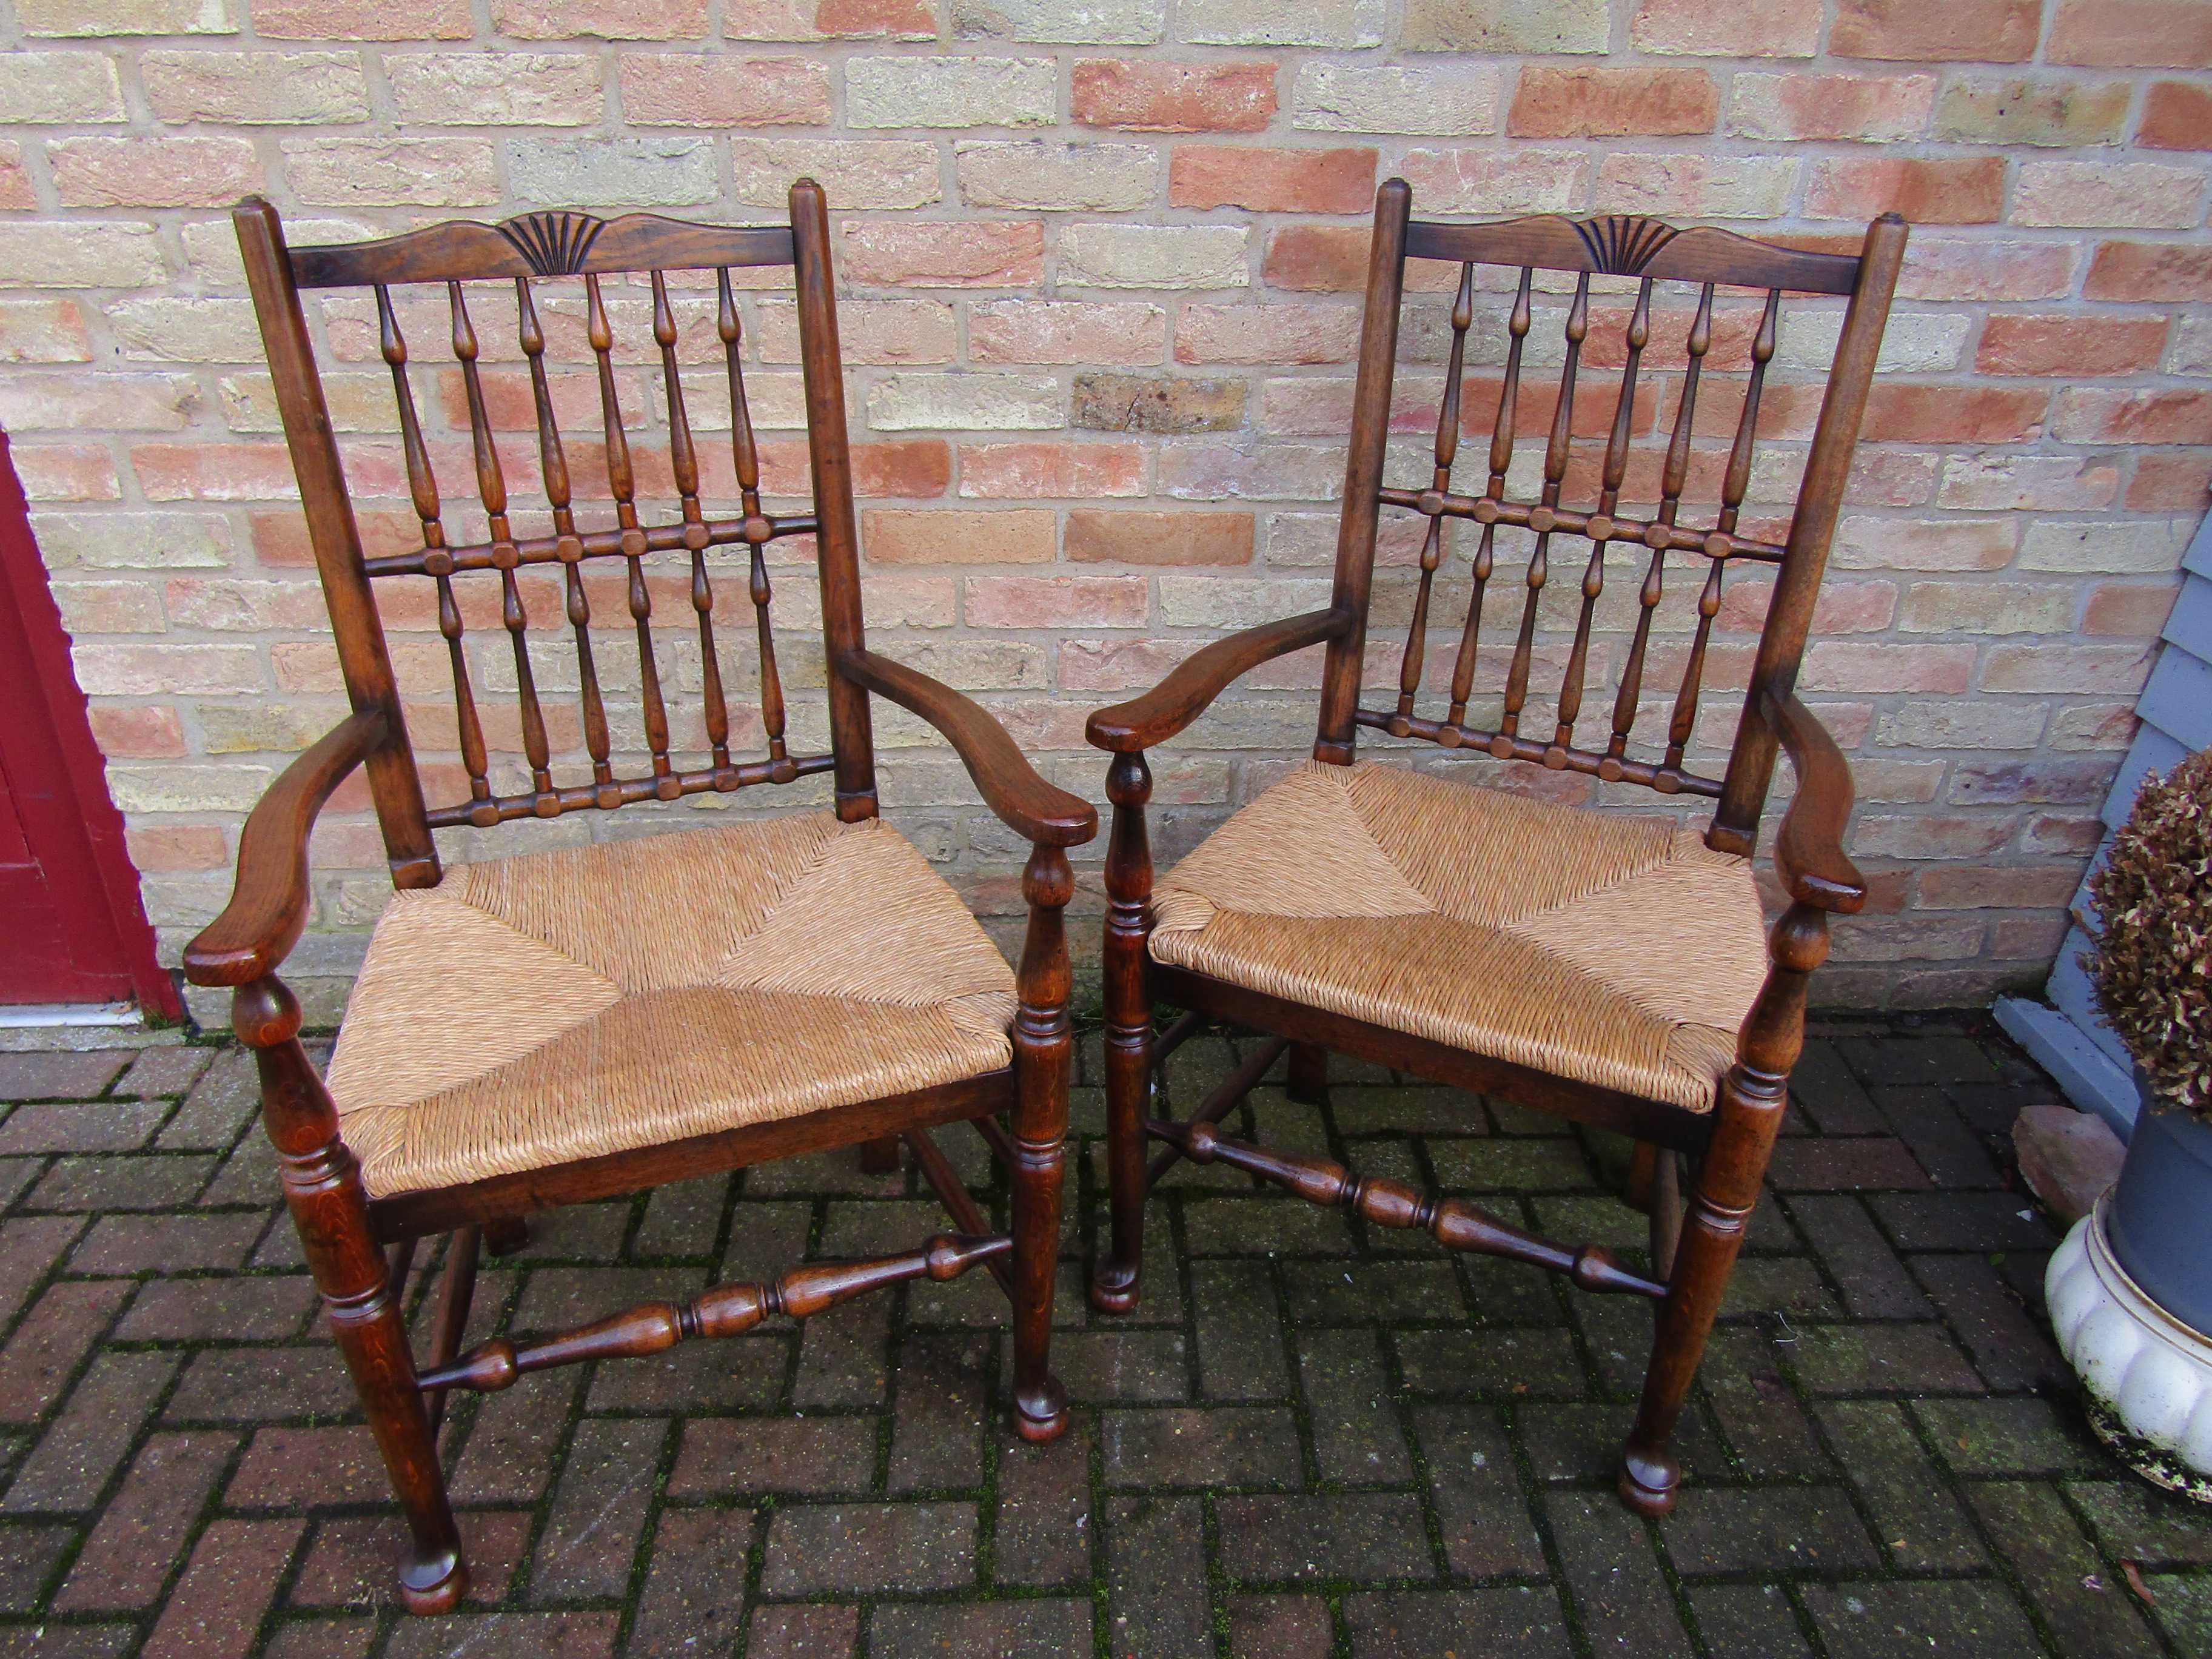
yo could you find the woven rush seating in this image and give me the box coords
[1148,760,1768,1114]
[328,814,1017,1198]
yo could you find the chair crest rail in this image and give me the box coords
[289,209,797,288]
[1401,212,1862,293]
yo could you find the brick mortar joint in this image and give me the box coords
[0,19,2204,1000]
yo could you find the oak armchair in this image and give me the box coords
[1087,180,1905,1519]
[184,181,1094,1614]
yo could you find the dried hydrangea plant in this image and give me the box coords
[2084,747,2211,1121]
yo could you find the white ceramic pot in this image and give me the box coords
[2046,1196,2212,1500]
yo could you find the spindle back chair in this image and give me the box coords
[1087,179,1906,1520]
[184,181,1093,1614]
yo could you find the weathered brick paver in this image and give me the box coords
[0,1011,2208,1655]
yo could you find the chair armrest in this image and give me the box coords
[839,649,1098,848]
[1084,608,1351,753]
[183,711,388,988]
[1758,688,1866,915]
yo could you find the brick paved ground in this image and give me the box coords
[0,1011,2208,1657]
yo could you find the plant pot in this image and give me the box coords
[2046,1081,2212,1501]
[2108,1095,2212,1335]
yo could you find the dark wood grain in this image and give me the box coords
[1621,898,1829,1515]
[1761,688,1868,914]
[1316,178,1411,764]
[420,751,837,830]
[791,176,880,825]
[362,509,818,580]
[1150,964,1714,1156]
[1445,261,1519,737]
[903,1127,1014,1295]
[1372,485,1787,565]
[232,975,463,1614]
[1144,1034,1287,1189]
[1649,1148,1686,1283]
[1091,748,1153,1315]
[183,712,385,988]
[417,1234,1008,1393]
[1392,258,1473,733]
[1713,212,1908,851]
[1152,1118,1666,1298]
[1404,213,1860,294]
[840,649,1096,846]
[236,199,438,890]
[1008,844,1073,1441]
[290,210,796,288]
[1084,608,1349,753]
[1350,706,1723,797]
[422,1224,479,1433]
[369,1071,1016,1242]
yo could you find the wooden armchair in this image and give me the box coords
[1086,181,1906,1518]
[184,181,1094,1614]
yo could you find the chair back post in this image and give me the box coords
[790,177,879,824]
[234,197,440,889]
[1709,212,1908,854]
[1313,178,1412,765]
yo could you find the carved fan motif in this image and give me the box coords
[496,211,606,276]
[1572,215,1678,276]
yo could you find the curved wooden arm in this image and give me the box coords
[184,711,388,988]
[1759,688,1866,915]
[1085,608,1351,753]
[839,649,1098,848]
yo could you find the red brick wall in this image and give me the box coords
[1,0,2205,1017]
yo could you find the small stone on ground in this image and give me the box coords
[2014,1101,2127,1224]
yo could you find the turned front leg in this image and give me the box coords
[1619,902,1825,1516]
[236,975,465,1614]
[1091,750,1153,1315]
[1010,843,1073,1441]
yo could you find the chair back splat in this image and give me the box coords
[234,186,873,891]
[1316,181,1907,857]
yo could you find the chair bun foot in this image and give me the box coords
[1088,1259,1141,1315]
[1014,1378,1070,1443]
[397,1547,467,1616]
[1616,1447,1680,1517]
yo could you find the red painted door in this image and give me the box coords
[0,430,178,1014]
